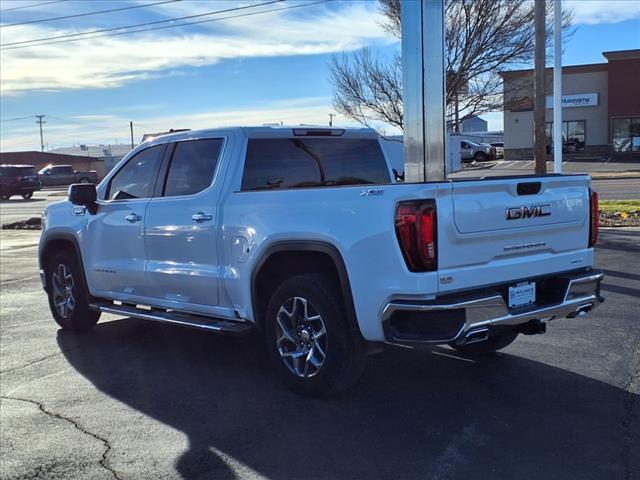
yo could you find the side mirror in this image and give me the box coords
[68,183,97,214]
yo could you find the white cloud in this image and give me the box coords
[0,2,392,95]
[566,0,640,25]
[0,96,369,151]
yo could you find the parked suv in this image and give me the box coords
[38,165,98,186]
[39,127,603,395]
[0,164,42,200]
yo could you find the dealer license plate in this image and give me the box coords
[508,281,536,308]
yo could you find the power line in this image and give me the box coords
[1,0,182,28]
[0,115,37,123]
[1,0,327,50]
[2,0,282,48]
[0,0,69,13]
[46,115,108,130]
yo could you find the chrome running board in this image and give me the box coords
[90,301,253,335]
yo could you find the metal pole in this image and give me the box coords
[553,0,563,173]
[36,115,46,152]
[533,0,547,174]
[401,0,446,182]
[130,121,134,149]
[329,113,335,127]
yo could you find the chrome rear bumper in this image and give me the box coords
[382,270,604,346]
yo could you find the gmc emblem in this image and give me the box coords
[506,204,551,220]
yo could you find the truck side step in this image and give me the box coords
[89,301,254,335]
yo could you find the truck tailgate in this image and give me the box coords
[437,175,593,293]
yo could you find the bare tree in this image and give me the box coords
[330,0,573,131]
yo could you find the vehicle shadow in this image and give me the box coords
[58,319,634,480]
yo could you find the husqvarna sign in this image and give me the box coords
[546,93,598,109]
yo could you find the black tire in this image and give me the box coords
[264,274,366,396]
[1,192,11,200]
[451,331,518,355]
[21,191,33,199]
[46,252,100,331]
[474,151,488,162]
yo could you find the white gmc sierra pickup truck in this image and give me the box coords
[39,126,603,395]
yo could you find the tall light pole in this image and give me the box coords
[401,0,446,182]
[553,0,563,173]
[533,0,547,174]
[35,115,46,152]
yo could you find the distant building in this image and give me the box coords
[461,116,488,133]
[499,48,640,160]
[0,151,100,176]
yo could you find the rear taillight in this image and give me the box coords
[395,200,437,272]
[589,189,599,247]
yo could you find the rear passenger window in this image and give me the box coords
[241,138,391,191]
[164,139,223,197]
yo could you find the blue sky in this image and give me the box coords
[0,0,639,151]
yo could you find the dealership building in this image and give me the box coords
[500,49,640,160]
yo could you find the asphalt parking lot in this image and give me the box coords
[0,226,638,480]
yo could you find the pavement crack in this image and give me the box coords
[0,346,83,374]
[0,395,122,480]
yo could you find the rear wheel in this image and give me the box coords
[21,191,33,199]
[1,192,11,200]
[264,274,366,396]
[450,331,518,355]
[46,252,100,331]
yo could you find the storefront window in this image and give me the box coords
[612,117,640,153]
[545,120,586,153]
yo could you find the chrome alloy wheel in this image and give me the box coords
[51,263,76,319]
[275,296,328,378]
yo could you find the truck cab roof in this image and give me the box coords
[142,126,379,146]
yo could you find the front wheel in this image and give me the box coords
[264,274,366,396]
[21,191,33,199]
[474,151,488,162]
[450,331,518,355]
[46,252,100,331]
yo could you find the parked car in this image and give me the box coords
[0,164,42,200]
[490,142,504,159]
[39,126,603,396]
[38,165,98,186]
[460,139,494,162]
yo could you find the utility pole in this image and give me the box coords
[328,113,335,127]
[35,115,46,152]
[533,0,547,174]
[553,0,563,173]
[129,121,135,149]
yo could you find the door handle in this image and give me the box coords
[125,213,142,223]
[192,212,213,223]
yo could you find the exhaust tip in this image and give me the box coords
[464,328,489,344]
[567,304,593,318]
